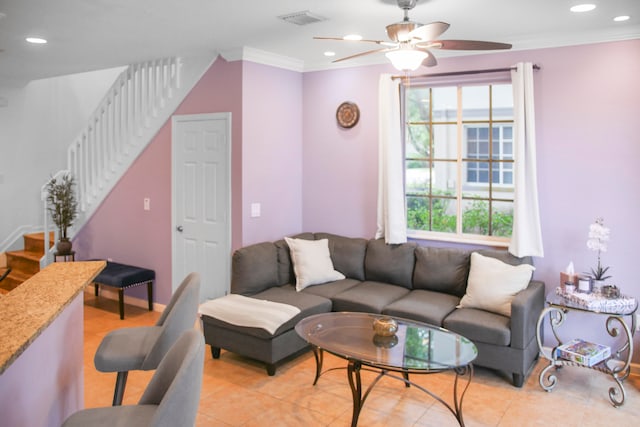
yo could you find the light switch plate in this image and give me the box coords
[251,203,261,218]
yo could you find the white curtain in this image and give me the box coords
[375,74,407,243]
[509,62,544,257]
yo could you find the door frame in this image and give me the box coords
[171,112,232,295]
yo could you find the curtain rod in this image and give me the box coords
[393,64,541,80]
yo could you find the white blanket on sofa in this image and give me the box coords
[198,294,301,335]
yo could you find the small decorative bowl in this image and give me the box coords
[373,334,399,348]
[373,316,398,337]
[602,285,620,299]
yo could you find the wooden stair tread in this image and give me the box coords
[7,250,42,261]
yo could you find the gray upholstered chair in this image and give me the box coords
[94,272,200,405]
[63,329,205,427]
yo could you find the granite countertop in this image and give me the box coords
[0,260,106,375]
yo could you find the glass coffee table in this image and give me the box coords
[295,312,478,427]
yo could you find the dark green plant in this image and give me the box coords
[46,173,78,239]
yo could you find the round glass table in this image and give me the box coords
[295,312,478,426]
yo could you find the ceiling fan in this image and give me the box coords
[315,0,512,71]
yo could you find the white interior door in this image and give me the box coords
[172,113,231,301]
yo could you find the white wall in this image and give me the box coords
[0,67,124,247]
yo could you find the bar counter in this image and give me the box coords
[0,260,105,373]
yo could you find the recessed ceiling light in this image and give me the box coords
[343,34,363,41]
[570,4,596,13]
[26,37,47,44]
[324,51,336,57]
[613,15,630,22]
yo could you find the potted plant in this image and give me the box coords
[46,173,78,255]
[585,217,611,292]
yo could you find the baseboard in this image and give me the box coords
[84,286,166,313]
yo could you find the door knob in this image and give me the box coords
[176,225,184,232]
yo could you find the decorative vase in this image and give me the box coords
[373,316,398,337]
[56,238,72,255]
[592,279,605,294]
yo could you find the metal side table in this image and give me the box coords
[536,292,637,407]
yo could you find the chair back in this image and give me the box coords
[142,272,200,369]
[139,329,205,427]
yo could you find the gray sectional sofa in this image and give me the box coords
[200,232,545,387]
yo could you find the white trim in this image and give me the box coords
[219,46,304,72]
[0,225,42,253]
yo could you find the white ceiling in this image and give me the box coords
[1,0,638,85]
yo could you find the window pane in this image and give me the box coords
[492,201,514,237]
[462,86,489,121]
[433,124,457,159]
[407,87,430,121]
[462,199,490,235]
[431,198,457,232]
[432,87,457,121]
[406,124,431,159]
[406,196,430,231]
[492,84,513,116]
[406,161,431,194]
[432,161,457,196]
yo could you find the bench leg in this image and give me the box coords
[147,280,153,311]
[118,288,124,320]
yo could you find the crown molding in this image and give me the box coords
[219,47,305,73]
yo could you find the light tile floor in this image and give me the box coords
[83,293,640,426]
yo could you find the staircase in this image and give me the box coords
[38,54,216,265]
[0,232,53,293]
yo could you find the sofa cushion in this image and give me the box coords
[331,281,410,313]
[275,233,315,285]
[301,278,361,300]
[443,307,511,347]
[284,237,345,291]
[203,286,332,339]
[315,233,367,280]
[230,242,279,295]
[458,252,534,317]
[365,239,417,289]
[413,246,470,297]
[382,290,460,326]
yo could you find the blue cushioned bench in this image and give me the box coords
[93,261,155,319]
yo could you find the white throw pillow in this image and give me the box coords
[284,237,346,291]
[458,252,535,317]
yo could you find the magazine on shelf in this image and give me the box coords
[555,338,611,367]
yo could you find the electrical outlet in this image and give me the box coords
[144,197,151,211]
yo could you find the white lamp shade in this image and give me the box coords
[385,49,428,71]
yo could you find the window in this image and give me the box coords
[404,83,514,241]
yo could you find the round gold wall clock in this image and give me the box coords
[336,102,360,128]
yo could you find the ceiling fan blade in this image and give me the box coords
[314,36,390,46]
[433,40,512,50]
[409,21,450,42]
[332,47,393,63]
[420,49,438,67]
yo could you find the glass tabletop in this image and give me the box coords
[295,312,477,372]
[547,292,638,316]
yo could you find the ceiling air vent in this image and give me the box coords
[278,10,326,26]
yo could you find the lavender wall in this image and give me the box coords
[0,295,84,427]
[75,57,244,304]
[241,61,303,244]
[74,57,304,304]
[302,39,640,358]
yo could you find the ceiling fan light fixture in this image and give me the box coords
[385,48,427,71]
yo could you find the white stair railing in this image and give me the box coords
[41,58,182,267]
[68,58,180,212]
